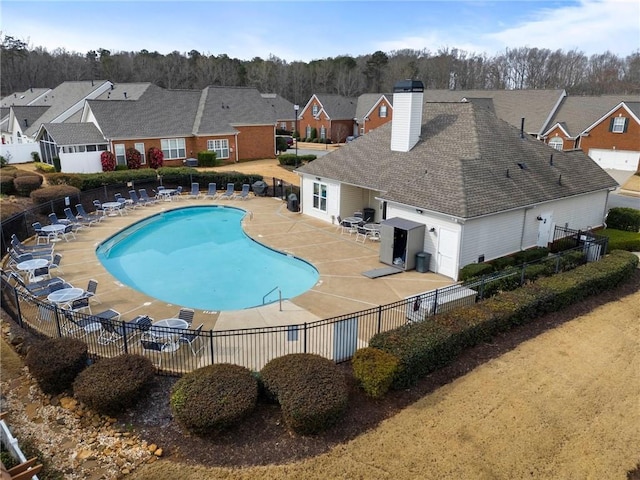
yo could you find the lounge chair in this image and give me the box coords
[220,183,235,200]
[204,182,218,199]
[233,183,251,200]
[138,188,157,204]
[178,323,205,355]
[11,234,54,253]
[9,272,70,297]
[171,185,184,200]
[92,200,107,217]
[140,339,175,367]
[99,314,149,348]
[75,203,104,223]
[188,182,202,199]
[177,307,195,327]
[115,193,134,211]
[59,223,77,242]
[48,212,72,226]
[129,189,148,207]
[69,296,92,315]
[62,308,117,338]
[64,207,91,229]
[84,278,101,304]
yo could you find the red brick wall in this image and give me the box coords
[363,98,393,134]
[235,125,276,161]
[580,106,640,153]
[543,126,571,150]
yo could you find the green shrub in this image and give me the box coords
[197,151,217,167]
[13,174,43,196]
[261,353,348,435]
[352,347,399,398]
[115,164,128,171]
[599,228,640,252]
[33,162,55,173]
[78,169,158,190]
[606,207,640,232]
[0,175,16,195]
[512,247,549,264]
[45,172,84,189]
[171,364,258,434]
[459,262,493,281]
[370,250,638,389]
[31,151,41,162]
[73,354,155,415]
[277,154,317,166]
[25,337,88,395]
[53,156,61,172]
[489,255,516,270]
[30,185,81,213]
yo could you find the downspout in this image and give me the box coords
[234,134,239,163]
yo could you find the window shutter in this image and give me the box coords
[623,118,629,133]
[609,118,615,132]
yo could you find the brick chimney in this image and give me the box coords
[390,79,424,152]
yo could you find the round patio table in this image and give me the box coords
[17,258,49,281]
[47,287,85,304]
[150,318,189,352]
[41,224,66,241]
[102,202,123,216]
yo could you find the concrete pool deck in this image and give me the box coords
[18,195,454,332]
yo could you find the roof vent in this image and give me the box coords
[549,154,553,166]
[517,162,528,170]
[124,92,127,99]
[520,118,525,139]
[23,119,28,127]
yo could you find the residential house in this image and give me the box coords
[1,81,113,163]
[296,80,617,280]
[297,94,357,143]
[1,87,51,145]
[35,84,280,172]
[354,93,393,135]
[542,96,639,171]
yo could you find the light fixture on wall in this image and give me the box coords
[416,208,423,214]
[429,227,436,232]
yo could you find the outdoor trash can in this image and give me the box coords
[415,252,430,273]
[287,193,299,212]
[252,180,268,196]
[363,207,375,223]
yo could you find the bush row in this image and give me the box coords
[37,168,264,191]
[369,250,638,389]
[599,228,640,252]
[0,168,44,196]
[277,154,317,166]
[606,207,640,232]
[459,247,549,281]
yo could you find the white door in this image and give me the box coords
[588,149,640,171]
[437,229,458,279]
[537,212,553,247]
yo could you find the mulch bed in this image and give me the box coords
[118,269,640,468]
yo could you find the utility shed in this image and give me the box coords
[379,217,425,271]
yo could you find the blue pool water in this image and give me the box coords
[96,206,319,310]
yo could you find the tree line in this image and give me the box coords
[2,36,639,104]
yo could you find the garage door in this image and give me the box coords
[588,149,640,171]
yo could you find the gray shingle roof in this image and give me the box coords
[196,86,278,135]
[24,80,112,136]
[94,83,153,101]
[261,93,296,121]
[422,89,566,134]
[88,85,201,139]
[41,123,106,145]
[298,102,617,219]
[1,88,51,108]
[11,106,50,131]
[545,95,640,137]
[314,94,357,120]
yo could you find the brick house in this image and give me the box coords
[355,93,393,135]
[297,94,357,143]
[541,95,639,171]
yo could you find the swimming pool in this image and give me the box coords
[96,206,319,310]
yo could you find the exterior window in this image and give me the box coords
[611,117,626,133]
[320,126,326,139]
[280,122,286,129]
[379,105,388,118]
[549,137,563,150]
[161,138,186,160]
[114,144,126,165]
[305,125,311,138]
[312,182,327,211]
[312,104,319,116]
[135,142,146,164]
[207,139,229,159]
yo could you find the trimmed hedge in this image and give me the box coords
[277,154,317,166]
[370,250,638,389]
[261,353,348,435]
[197,151,217,167]
[459,247,549,282]
[25,337,88,395]
[46,172,84,190]
[599,228,640,252]
[33,162,56,173]
[13,174,43,197]
[606,207,640,232]
[30,185,81,214]
[352,347,400,398]
[73,354,155,415]
[170,364,258,434]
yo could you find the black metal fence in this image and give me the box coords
[1,244,594,376]
[551,225,608,260]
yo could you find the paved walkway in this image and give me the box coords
[30,195,452,332]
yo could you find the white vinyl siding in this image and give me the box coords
[114,143,126,165]
[207,139,229,159]
[161,138,186,160]
[134,142,146,164]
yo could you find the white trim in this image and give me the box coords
[581,101,640,135]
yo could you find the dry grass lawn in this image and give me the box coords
[129,286,639,480]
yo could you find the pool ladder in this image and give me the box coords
[263,286,282,311]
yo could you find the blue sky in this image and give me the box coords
[2,0,638,61]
